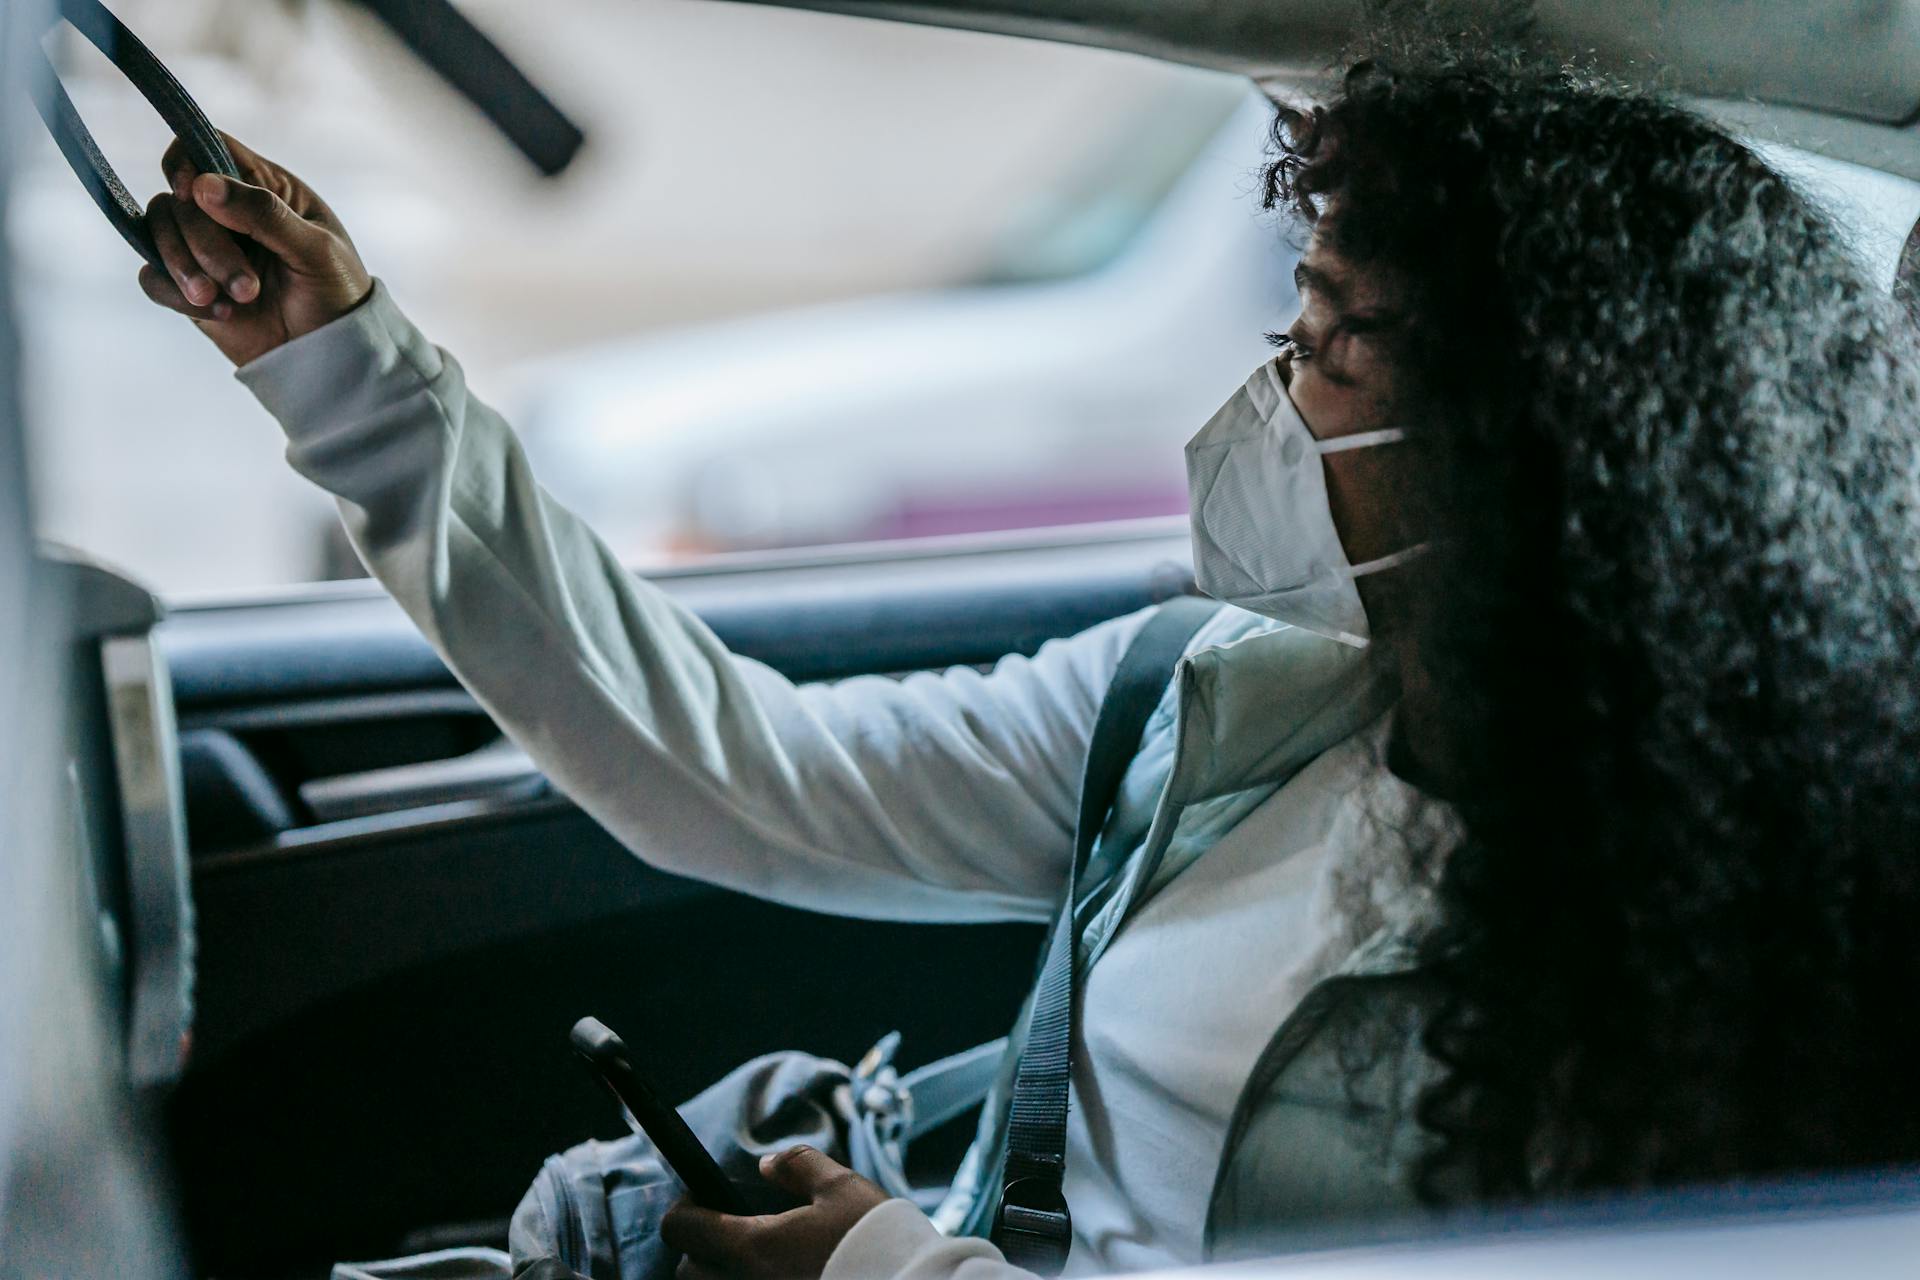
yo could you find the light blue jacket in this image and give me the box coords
[241,282,1438,1274]
[942,614,1432,1256]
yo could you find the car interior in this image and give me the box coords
[8,2,1920,1279]
[168,527,1194,1276]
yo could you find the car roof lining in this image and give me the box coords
[711,0,1920,178]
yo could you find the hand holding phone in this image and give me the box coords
[570,1016,749,1215]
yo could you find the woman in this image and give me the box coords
[138,28,1920,1280]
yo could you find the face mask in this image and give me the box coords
[1185,357,1424,647]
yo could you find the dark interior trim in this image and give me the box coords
[159,527,1196,709]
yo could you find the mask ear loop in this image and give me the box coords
[1316,427,1410,454]
[1347,542,1429,578]
[1312,427,1425,576]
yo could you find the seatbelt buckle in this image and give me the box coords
[851,1031,913,1145]
[994,1177,1073,1277]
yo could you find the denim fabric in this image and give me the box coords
[509,1051,851,1280]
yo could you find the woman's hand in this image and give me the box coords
[661,1146,891,1280]
[138,132,372,367]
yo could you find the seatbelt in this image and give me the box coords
[350,0,585,177]
[27,0,240,275]
[848,1032,1010,1203]
[991,596,1220,1274]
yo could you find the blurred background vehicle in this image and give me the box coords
[17,0,1920,591]
[497,86,1287,562]
[496,108,1920,563]
[16,0,1288,592]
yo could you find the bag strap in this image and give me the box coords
[991,596,1220,1273]
[847,1032,1010,1202]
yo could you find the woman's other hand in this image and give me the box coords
[138,132,372,367]
[661,1146,891,1280]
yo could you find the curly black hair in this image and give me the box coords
[1266,20,1920,1202]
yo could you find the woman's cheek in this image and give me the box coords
[1320,448,1399,564]
[1290,372,1351,439]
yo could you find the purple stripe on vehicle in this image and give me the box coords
[862,485,1191,541]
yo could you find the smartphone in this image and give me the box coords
[569,1016,750,1215]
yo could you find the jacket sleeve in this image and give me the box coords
[236,282,1149,924]
[823,1201,1032,1280]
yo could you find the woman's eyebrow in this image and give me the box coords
[1294,259,1347,307]
[1333,310,1404,337]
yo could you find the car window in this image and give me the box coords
[20,3,1920,600]
[13,0,1279,598]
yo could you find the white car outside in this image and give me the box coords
[500,87,1297,562]
[494,92,1920,568]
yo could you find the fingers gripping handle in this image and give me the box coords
[28,0,239,274]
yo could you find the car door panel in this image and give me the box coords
[164,528,1191,1276]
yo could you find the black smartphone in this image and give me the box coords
[569,1016,750,1215]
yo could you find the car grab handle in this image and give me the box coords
[27,0,240,275]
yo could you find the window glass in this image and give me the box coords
[23,4,1916,600]
[15,0,1290,597]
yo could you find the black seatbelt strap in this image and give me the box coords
[992,595,1220,1274]
[27,0,240,275]
[352,0,585,177]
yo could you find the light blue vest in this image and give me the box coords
[945,610,1437,1256]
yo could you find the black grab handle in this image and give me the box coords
[28,0,241,275]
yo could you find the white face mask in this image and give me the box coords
[1185,357,1424,647]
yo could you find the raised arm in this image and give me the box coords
[139,135,1145,923]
